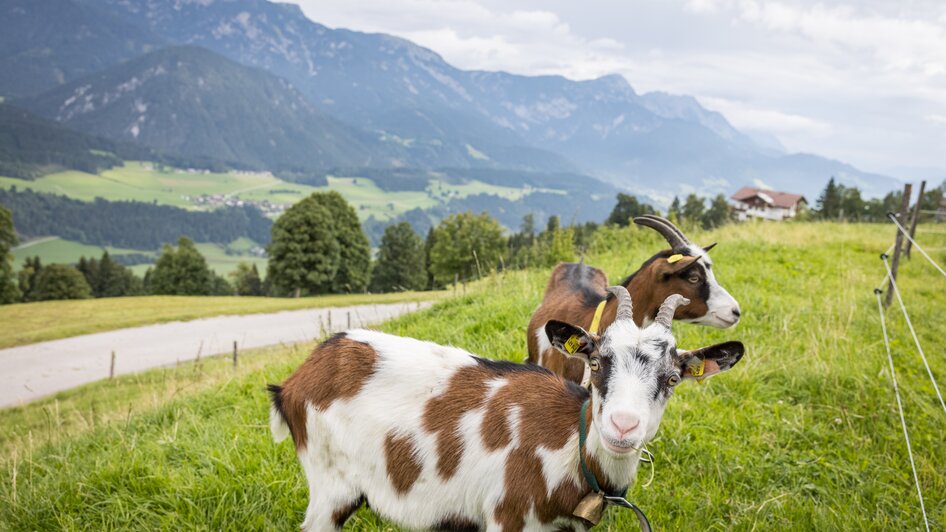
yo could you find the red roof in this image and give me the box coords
[731,186,806,209]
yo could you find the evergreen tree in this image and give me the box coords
[230,262,264,296]
[816,177,841,220]
[535,223,576,268]
[507,214,538,269]
[30,264,92,301]
[316,191,371,293]
[668,196,682,221]
[267,195,340,297]
[18,256,43,302]
[370,222,426,293]
[702,194,731,229]
[0,206,19,304]
[149,237,213,295]
[429,212,505,286]
[77,251,142,297]
[681,194,706,224]
[423,228,439,290]
[605,193,656,227]
[209,271,234,296]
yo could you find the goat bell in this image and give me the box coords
[573,491,607,525]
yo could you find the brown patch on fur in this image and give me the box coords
[276,333,378,449]
[528,250,714,384]
[385,431,423,495]
[422,365,493,479]
[331,495,365,528]
[485,372,606,531]
[432,515,480,531]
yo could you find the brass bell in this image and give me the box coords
[573,491,606,525]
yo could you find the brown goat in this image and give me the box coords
[526,215,741,383]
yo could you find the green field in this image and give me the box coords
[0,161,548,221]
[11,236,263,277]
[1,222,944,530]
[0,290,446,349]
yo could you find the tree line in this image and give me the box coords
[3,178,942,304]
[1,187,271,248]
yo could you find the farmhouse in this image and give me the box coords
[730,186,807,221]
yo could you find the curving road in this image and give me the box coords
[0,301,431,409]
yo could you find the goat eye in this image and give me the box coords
[687,275,700,284]
[667,375,680,386]
[589,358,600,372]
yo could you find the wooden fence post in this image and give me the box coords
[347,312,351,329]
[886,183,912,306]
[109,350,116,379]
[905,180,926,259]
[232,341,238,370]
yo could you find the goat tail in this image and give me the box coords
[267,384,291,443]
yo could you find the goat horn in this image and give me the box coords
[607,285,634,322]
[633,215,691,253]
[655,294,690,329]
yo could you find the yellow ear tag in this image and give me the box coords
[564,335,581,354]
[667,254,684,264]
[689,358,707,384]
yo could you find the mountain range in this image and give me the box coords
[2,0,901,204]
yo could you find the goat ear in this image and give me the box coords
[545,320,597,360]
[703,242,717,253]
[654,254,700,279]
[677,341,744,380]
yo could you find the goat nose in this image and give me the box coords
[610,412,640,437]
[732,307,741,318]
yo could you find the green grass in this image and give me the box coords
[11,236,263,277]
[0,161,272,208]
[1,162,552,221]
[0,291,445,349]
[2,222,945,530]
[12,237,155,270]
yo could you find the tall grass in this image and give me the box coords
[1,222,944,530]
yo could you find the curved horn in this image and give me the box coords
[633,215,691,253]
[655,294,690,329]
[607,285,634,322]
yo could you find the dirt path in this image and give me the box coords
[0,301,431,408]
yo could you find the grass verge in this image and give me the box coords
[0,291,446,349]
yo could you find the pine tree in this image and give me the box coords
[0,206,20,304]
[816,177,841,220]
[230,262,264,296]
[370,222,426,293]
[668,196,682,221]
[18,256,43,302]
[424,227,439,290]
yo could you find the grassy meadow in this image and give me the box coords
[0,291,446,349]
[0,162,546,220]
[1,222,945,530]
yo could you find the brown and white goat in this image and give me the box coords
[527,215,741,383]
[269,287,744,531]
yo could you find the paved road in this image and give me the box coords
[0,302,431,408]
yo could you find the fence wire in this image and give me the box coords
[888,212,946,278]
[874,288,931,532]
[881,255,946,415]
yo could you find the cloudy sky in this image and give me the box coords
[288,0,946,180]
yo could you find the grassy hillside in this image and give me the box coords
[0,162,547,221]
[0,291,445,349]
[1,222,944,530]
[11,236,263,277]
